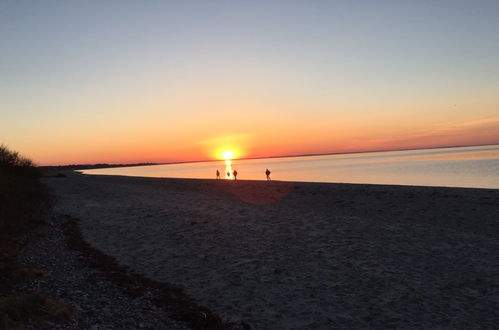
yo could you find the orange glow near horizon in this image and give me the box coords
[5,114,499,166]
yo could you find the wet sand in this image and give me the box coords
[45,174,499,329]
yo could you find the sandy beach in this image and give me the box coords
[44,174,499,329]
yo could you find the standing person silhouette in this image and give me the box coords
[265,168,271,181]
[233,170,238,180]
[227,170,231,178]
[216,170,220,179]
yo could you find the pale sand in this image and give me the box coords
[45,174,499,329]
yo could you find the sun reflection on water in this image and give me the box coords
[225,159,233,179]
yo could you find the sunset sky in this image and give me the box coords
[1,1,499,165]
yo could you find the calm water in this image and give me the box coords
[82,145,499,189]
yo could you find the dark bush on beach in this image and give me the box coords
[0,145,50,292]
[0,145,33,166]
[0,145,48,234]
[0,145,69,328]
[0,145,49,278]
[0,144,39,177]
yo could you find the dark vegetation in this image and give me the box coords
[0,145,48,235]
[0,145,73,329]
[0,294,73,329]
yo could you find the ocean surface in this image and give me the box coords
[82,145,499,189]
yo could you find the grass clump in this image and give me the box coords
[0,144,37,176]
[0,293,74,329]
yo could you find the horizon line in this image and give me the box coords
[40,142,499,168]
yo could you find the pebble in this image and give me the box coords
[19,215,188,330]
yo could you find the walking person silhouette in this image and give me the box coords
[265,168,271,181]
[233,170,238,180]
[216,170,220,179]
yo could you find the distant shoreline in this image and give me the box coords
[39,142,499,170]
[38,162,156,171]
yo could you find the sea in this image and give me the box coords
[81,145,499,189]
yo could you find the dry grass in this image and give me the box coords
[0,294,74,329]
[0,144,33,168]
[0,261,45,294]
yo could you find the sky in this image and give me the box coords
[1,0,499,165]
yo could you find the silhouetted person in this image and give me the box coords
[216,170,220,179]
[233,170,238,180]
[265,168,271,181]
[227,171,230,178]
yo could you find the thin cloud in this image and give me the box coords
[433,117,499,133]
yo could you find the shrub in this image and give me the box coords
[0,145,38,177]
[0,145,33,167]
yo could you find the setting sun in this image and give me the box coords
[221,150,235,160]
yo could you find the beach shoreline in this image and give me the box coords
[45,174,499,328]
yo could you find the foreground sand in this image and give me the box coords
[45,174,499,328]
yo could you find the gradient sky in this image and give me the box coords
[1,0,499,165]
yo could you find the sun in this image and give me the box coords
[221,150,235,160]
[213,147,243,162]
